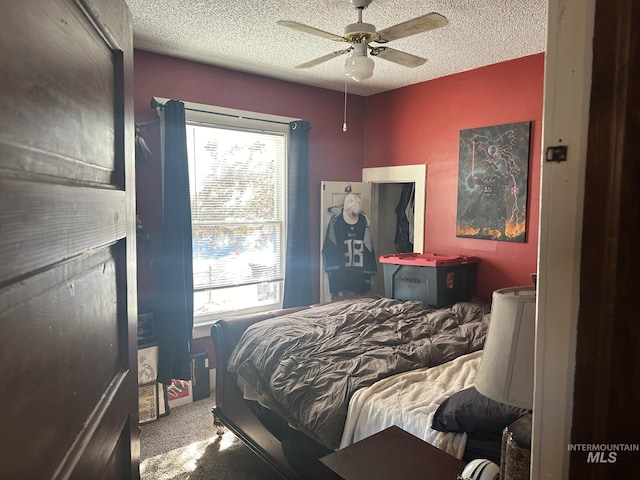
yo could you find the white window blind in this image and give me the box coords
[186,121,286,318]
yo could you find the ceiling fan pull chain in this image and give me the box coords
[343,74,348,132]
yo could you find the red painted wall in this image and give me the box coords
[364,54,544,301]
[133,50,543,306]
[133,50,366,304]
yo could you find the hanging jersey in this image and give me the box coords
[322,211,377,294]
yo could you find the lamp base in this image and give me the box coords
[500,413,532,480]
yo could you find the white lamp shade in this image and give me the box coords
[475,286,536,410]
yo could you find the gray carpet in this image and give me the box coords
[140,398,281,479]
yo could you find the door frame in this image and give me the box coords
[362,164,427,256]
[532,0,596,477]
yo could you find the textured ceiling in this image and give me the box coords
[126,0,547,97]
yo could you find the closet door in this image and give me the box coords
[320,181,372,303]
[0,1,138,478]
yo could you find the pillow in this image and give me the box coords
[431,387,530,434]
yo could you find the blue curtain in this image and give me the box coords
[283,120,312,308]
[156,100,194,384]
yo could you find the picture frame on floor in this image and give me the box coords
[167,378,193,409]
[138,345,158,386]
[158,382,169,417]
[138,382,158,424]
[137,311,156,347]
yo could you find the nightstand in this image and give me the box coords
[319,426,465,480]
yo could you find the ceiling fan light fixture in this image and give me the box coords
[278,2,447,82]
[345,44,374,82]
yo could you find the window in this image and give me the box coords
[183,105,293,322]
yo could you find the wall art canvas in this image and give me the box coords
[456,121,531,242]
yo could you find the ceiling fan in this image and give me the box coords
[277,0,448,82]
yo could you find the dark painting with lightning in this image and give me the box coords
[456,121,531,242]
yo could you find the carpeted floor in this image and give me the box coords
[140,398,281,480]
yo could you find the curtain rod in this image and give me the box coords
[150,98,294,127]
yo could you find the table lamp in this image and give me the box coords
[475,286,536,480]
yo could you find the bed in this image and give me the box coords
[210,296,527,479]
[340,350,483,457]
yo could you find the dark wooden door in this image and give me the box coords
[570,0,640,477]
[0,1,138,478]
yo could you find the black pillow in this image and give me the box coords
[431,387,530,434]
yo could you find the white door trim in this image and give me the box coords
[533,0,595,478]
[362,164,426,253]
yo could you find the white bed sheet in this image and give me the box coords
[339,350,483,459]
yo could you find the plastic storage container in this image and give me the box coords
[379,253,479,308]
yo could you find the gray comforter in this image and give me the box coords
[227,297,489,449]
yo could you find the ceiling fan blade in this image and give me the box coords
[295,49,350,69]
[371,46,427,68]
[376,12,448,43]
[277,20,346,42]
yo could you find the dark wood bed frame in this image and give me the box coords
[208,296,496,478]
[209,305,313,479]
